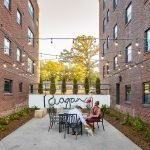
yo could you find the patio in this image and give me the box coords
[0,115,141,150]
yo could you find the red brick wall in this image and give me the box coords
[99,0,150,122]
[0,0,39,117]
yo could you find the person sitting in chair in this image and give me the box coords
[68,105,94,136]
[86,101,101,131]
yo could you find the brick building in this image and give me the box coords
[0,0,39,117]
[99,0,150,122]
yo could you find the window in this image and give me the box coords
[114,56,118,69]
[145,29,150,51]
[28,0,34,19]
[113,0,118,9]
[17,48,21,62]
[4,0,10,10]
[126,44,132,62]
[4,37,11,55]
[144,82,150,104]
[4,79,12,93]
[113,24,118,40]
[107,9,110,22]
[103,42,107,53]
[19,82,23,92]
[17,9,22,25]
[103,18,106,33]
[28,28,34,46]
[126,3,132,24]
[28,58,34,73]
[125,85,131,101]
[107,36,110,48]
[103,0,106,9]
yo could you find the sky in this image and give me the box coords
[37,0,99,61]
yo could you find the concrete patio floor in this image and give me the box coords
[0,115,141,150]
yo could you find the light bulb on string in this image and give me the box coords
[21,63,25,66]
[16,67,19,70]
[114,41,118,46]
[3,63,7,68]
[101,54,104,60]
[134,64,137,68]
[13,63,16,67]
[51,38,53,44]
[22,54,26,57]
[118,51,122,57]
[135,41,139,47]
[28,40,32,46]
[125,64,128,67]
[138,50,141,55]
[106,61,109,66]
[141,64,144,68]
[129,66,132,70]
[33,61,36,66]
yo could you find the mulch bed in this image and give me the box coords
[105,109,150,150]
[0,111,34,140]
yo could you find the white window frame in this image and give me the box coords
[28,0,34,19]
[17,9,22,25]
[114,0,118,9]
[4,0,10,10]
[28,28,34,46]
[126,3,132,24]
[28,58,34,73]
[126,44,132,62]
[145,29,150,51]
[17,48,21,62]
[4,37,11,55]
[114,56,118,69]
[114,24,118,39]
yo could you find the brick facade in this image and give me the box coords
[0,0,39,117]
[99,0,150,122]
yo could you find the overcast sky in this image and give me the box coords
[37,0,99,60]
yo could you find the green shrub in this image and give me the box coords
[0,116,10,125]
[105,108,110,114]
[115,112,120,120]
[132,117,144,131]
[122,113,131,125]
[144,128,150,140]
[0,125,7,131]
[10,114,20,120]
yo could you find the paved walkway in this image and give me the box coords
[0,115,141,150]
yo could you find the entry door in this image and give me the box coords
[116,83,120,105]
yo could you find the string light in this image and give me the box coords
[125,64,128,67]
[118,51,122,57]
[3,63,7,68]
[51,38,53,44]
[106,61,109,66]
[101,55,104,60]
[13,63,16,67]
[114,41,118,46]
[138,50,141,55]
[135,41,139,47]
[21,63,25,66]
[22,54,26,57]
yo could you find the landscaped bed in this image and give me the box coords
[0,108,35,140]
[104,108,150,150]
